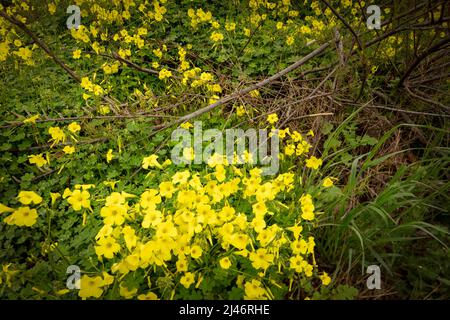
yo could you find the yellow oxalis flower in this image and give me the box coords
[158,68,172,80]
[322,177,335,188]
[0,203,14,214]
[319,272,331,286]
[4,207,38,227]
[142,154,162,169]
[210,31,224,42]
[67,189,91,211]
[95,236,120,259]
[267,113,279,124]
[137,292,158,300]
[68,122,81,133]
[63,146,75,155]
[23,114,39,124]
[180,272,195,288]
[79,275,104,299]
[28,154,47,167]
[48,126,66,145]
[219,257,231,269]
[305,156,322,169]
[17,191,42,205]
[72,49,81,59]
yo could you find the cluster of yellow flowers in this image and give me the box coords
[81,77,104,96]
[1,141,333,299]
[39,145,330,299]
[25,121,81,168]
[187,8,214,28]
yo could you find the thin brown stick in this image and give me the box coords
[404,86,450,111]
[164,41,331,129]
[111,52,159,76]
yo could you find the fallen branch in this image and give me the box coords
[151,41,331,132]
[111,52,159,76]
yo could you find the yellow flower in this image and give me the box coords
[81,77,93,91]
[122,10,131,19]
[172,170,190,185]
[68,122,81,133]
[190,245,203,259]
[219,257,232,269]
[249,89,260,98]
[158,68,172,80]
[100,204,126,226]
[48,127,66,144]
[225,22,236,31]
[319,272,331,286]
[138,292,158,300]
[106,149,113,163]
[3,206,38,227]
[63,146,75,155]
[79,275,104,299]
[249,248,274,270]
[159,181,175,198]
[95,236,120,259]
[236,106,245,117]
[267,113,278,124]
[286,224,303,239]
[28,154,47,167]
[180,272,195,288]
[140,189,161,209]
[48,3,56,15]
[244,280,266,299]
[142,154,162,169]
[284,144,295,156]
[17,191,42,205]
[291,239,308,255]
[210,31,224,42]
[119,284,137,299]
[67,189,90,211]
[180,122,193,129]
[305,156,322,169]
[92,84,104,96]
[322,177,335,188]
[289,255,307,273]
[14,47,32,61]
[72,49,81,59]
[252,201,267,216]
[0,203,14,214]
[50,192,61,205]
[0,42,10,61]
[286,36,294,46]
[153,48,163,59]
[23,114,39,124]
